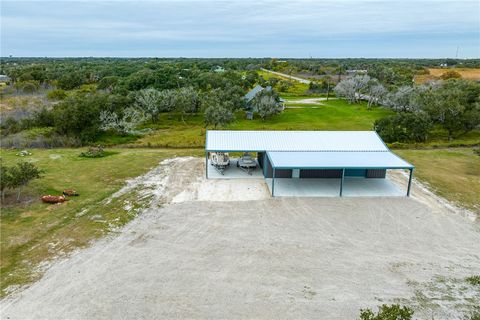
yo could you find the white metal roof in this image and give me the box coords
[206,130,389,152]
[267,151,413,169]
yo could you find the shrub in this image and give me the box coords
[57,72,84,90]
[440,70,462,80]
[466,275,480,286]
[374,112,432,143]
[52,92,105,142]
[469,311,480,320]
[0,117,23,135]
[28,108,56,128]
[359,304,414,320]
[0,130,81,148]
[1,161,42,202]
[79,146,106,158]
[473,148,480,157]
[46,89,67,100]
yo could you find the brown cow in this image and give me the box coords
[63,189,79,196]
[41,195,66,204]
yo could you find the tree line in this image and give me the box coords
[333,75,480,142]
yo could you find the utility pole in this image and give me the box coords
[326,79,330,101]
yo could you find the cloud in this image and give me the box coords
[1,0,479,57]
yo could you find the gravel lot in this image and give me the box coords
[2,158,479,320]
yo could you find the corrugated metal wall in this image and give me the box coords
[257,152,265,169]
[366,169,386,178]
[300,169,343,178]
[274,169,293,178]
[264,156,292,178]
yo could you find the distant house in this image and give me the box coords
[346,69,368,77]
[243,85,284,119]
[244,84,268,106]
[0,75,11,83]
[213,66,225,73]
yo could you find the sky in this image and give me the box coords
[1,0,479,58]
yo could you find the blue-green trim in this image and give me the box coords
[340,169,345,196]
[271,166,413,170]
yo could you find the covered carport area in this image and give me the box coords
[265,151,414,197]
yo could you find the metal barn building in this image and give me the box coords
[205,130,414,197]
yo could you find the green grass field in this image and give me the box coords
[258,70,311,96]
[1,94,479,297]
[131,99,394,148]
[0,148,201,296]
[396,148,480,213]
[126,98,479,149]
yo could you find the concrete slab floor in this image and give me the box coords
[266,177,406,197]
[207,158,264,179]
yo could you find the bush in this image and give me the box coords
[469,310,480,320]
[440,70,462,80]
[79,146,106,158]
[57,72,84,90]
[46,89,67,100]
[466,275,480,286]
[0,161,42,202]
[52,92,105,142]
[0,117,23,135]
[374,112,432,143]
[473,148,480,157]
[0,129,81,148]
[359,304,414,320]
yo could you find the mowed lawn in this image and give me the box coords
[0,148,201,296]
[132,99,393,148]
[396,148,480,213]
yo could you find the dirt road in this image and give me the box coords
[261,68,311,84]
[1,158,479,319]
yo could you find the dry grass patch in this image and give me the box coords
[415,68,480,84]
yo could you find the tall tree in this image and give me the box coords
[202,89,235,128]
[366,79,387,108]
[417,79,480,140]
[334,75,371,104]
[251,90,283,120]
[174,87,200,121]
[134,89,163,123]
[384,86,416,112]
[100,107,145,135]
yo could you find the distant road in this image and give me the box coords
[262,68,378,104]
[260,68,311,84]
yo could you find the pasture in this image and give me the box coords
[129,99,394,148]
[414,67,480,83]
[0,148,201,297]
[396,148,480,213]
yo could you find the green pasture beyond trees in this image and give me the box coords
[124,99,394,147]
[109,98,479,149]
